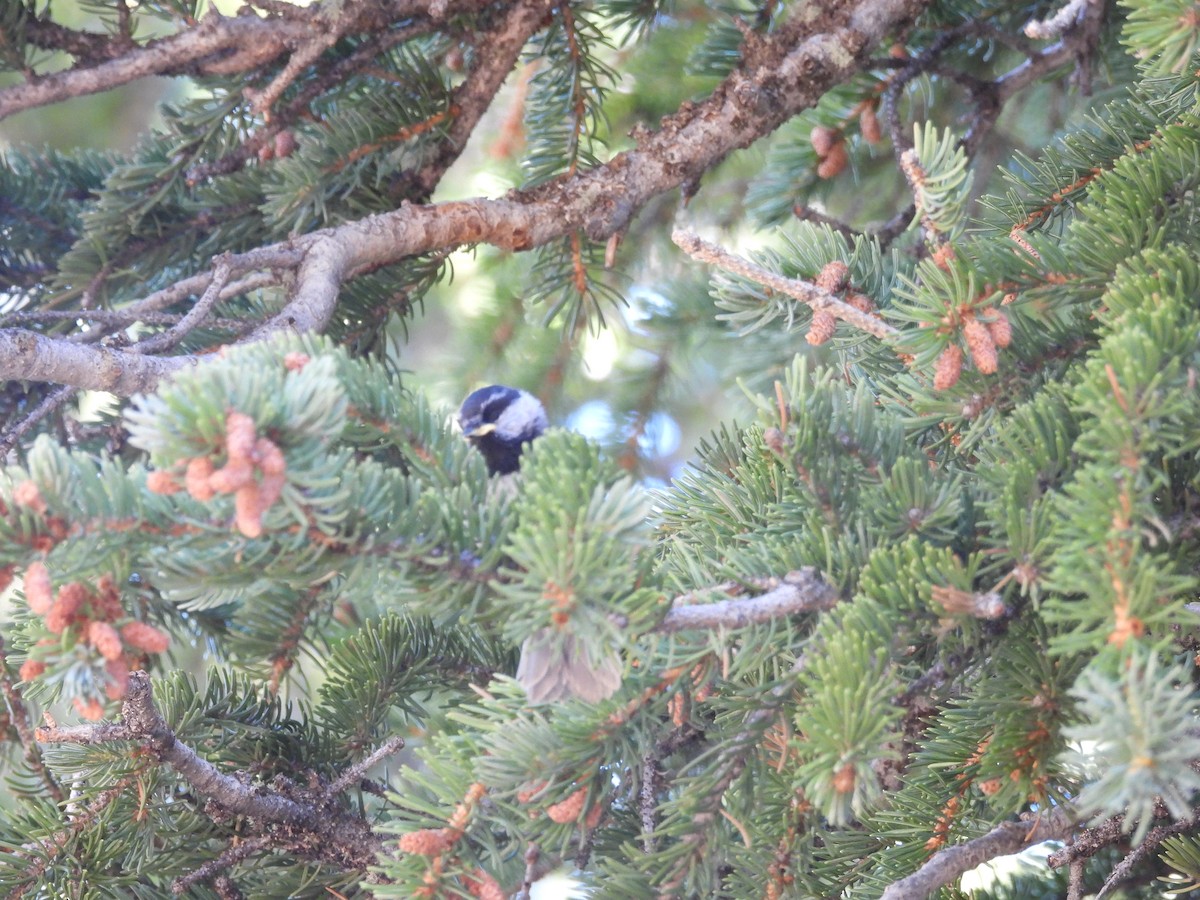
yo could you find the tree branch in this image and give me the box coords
[0,0,928,395]
[35,671,391,875]
[654,568,839,633]
[0,0,499,121]
[671,229,900,341]
[413,0,553,196]
[0,638,63,804]
[880,806,1077,900]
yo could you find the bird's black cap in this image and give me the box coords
[458,385,547,475]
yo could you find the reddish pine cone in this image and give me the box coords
[809,125,840,157]
[933,344,964,391]
[185,457,216,501]
[546,787,588,824]
[24,562,53,615]
[463,870,505,900]
[397,828,456,856]
[146,470,182,495]
[815,260,850,293]
[816,141,848,179]
[224,411,258,461]
[807,311,837,346]
[860,104,882,144]
[986,310,1012,348]
[121,621,171,654]
[19,658,46,681]
[963,317,998,374]
[13,480,47,514]
[87,620,124,661]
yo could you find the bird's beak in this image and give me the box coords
[462,421,496,439]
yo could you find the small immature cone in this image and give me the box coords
[121,621,170,654]
[809,125,839,157]
[860,103,882,144]
[844,291,876,313]
[546,786,589,824]
[398,827,456,856]
[24,561,53,615]
[185,457,216,501]
[46,582,89,633]
[209,459,254,494]
[224,411,257,461]
[807,311,837,345]
[234,483,264,538]
[816,141,848,179]
[13,480,47,514]
[463,870,505,900]
[283,351,311,371]
[104,658,131,699]
[986,310,1012,348]
[19,659,46,681]
[87,620,124,661]
[963,317,998,374]
[73,696,105,721]
[517,631,621,704]
[146,470,181,495]
[933,344,964,390]
[815,260,850,293]
[832,764,856,794]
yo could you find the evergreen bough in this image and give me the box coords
[3,0,1200,897]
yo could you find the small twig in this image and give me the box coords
[243,11,349,116]
[792,204,859,240]
[880,806,1076,900]
[1094,812,1200,898]
[170,835,273,895]
[1047,815,1124,869]
[1067,859,1085,900]
[653,568,839,634]
[131,258,233,354]
[36,671,386,874]
[325,735,406,796]
[671,230,898,341]
[640,751,660,853]
[1024,0,1092,40]
[0,385,75,458]
[0,639,64,803]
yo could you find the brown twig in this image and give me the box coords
[0,639,64,803]
[671,229,899,341]
[170,835,273,896]
[0,385,76,458]
[880,805,1077,900]
[131,257,233,354]
[35,671,387,875]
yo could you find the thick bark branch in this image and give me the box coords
[35,671,400,875]
[0,330,186,394]
[0,0,928,395]
[0,0,499,121]
[880,806,1077,900]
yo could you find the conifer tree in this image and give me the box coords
[3,0,1200,897]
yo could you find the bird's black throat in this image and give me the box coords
[470,427,540,475]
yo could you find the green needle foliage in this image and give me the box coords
[7,0,1200,898]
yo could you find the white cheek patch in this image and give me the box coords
[496,391,548,439]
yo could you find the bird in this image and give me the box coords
[458,385,622,704]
